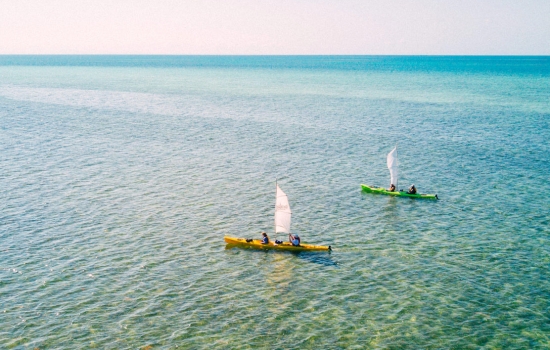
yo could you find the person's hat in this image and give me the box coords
[294,234,299,237]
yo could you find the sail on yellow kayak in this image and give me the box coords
[224,183,332,252]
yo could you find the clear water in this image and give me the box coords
[1,56,549,349]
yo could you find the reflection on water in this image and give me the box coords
[295,252,338,267]
[226,244,337,267]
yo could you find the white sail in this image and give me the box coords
[387,146,398,188]
[274,184,292,234]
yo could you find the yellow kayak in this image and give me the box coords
[224,236,331,251]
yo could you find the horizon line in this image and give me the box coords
[1,54,549,57]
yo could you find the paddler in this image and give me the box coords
[388,184,396,192]
[407,184,417,194]
[260,232,270,244]
[289,233,301,246]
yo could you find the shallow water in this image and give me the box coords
[1,56,549,349]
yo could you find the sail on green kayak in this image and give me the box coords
[361,146,438,199]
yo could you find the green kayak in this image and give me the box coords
[361,184,438,199]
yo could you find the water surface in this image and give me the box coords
[1,56,549,349]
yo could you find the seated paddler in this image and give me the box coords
[289,233,301,246]
[388,183,396,192]
[407,184,417,194]
[260,232,269,244]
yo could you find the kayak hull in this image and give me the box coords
[361,184,438,199]
[224,236,331,251]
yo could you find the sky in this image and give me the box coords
[1,0,549,55]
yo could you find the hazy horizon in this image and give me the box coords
[1,0,549,55]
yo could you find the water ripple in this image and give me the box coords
[1,60,549,348]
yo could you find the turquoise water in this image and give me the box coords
[1,56,549,349]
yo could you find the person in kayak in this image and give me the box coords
[407,185,417,194]
[260,232,269,244]
[289,233,301,246]
[389,184,396,192]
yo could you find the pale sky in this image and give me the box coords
[1,0,549,55]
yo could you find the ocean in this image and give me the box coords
[1,56,549,349]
